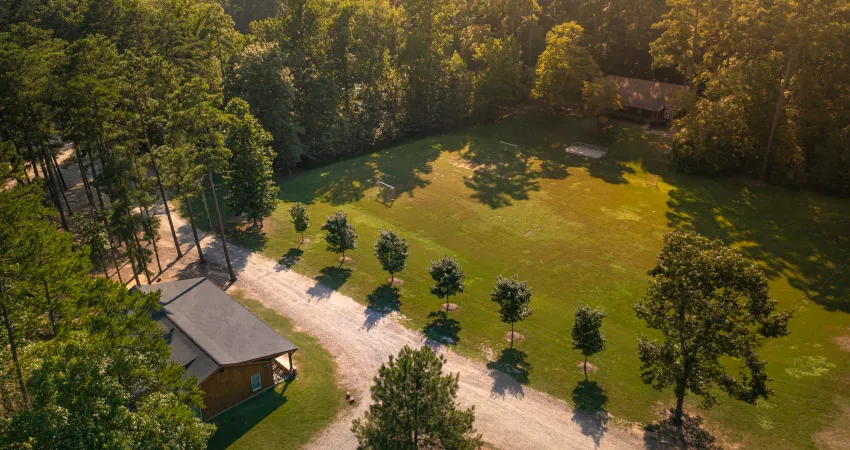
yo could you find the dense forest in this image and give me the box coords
[0,0,848,446]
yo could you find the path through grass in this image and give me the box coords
[195,114,850,449]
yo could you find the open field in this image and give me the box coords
[207,292,348,449]
[193,114,850,449]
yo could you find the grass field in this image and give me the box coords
[207,292,348,450]
[196,114,850,449]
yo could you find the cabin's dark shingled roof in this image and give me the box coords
[137,278,297,383]
[608,75,686,112]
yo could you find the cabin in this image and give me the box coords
[136,278,298,420]
[608,75,687,122]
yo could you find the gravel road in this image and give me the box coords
[161,214,642,450]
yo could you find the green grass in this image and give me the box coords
[206,293,348,450]
[195,114,850,449]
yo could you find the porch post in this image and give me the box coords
[288,352,294,372]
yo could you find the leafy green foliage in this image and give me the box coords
[582,77,622,128]
[634,231,793,424]
[532,22,599,110]
[321,210,357,260]
[374,229,409,283]
[224,98,280,228]
[288,202,310,242]
[571,304,606,378]
[429,256,465,312]
[490,275,533,347]
[351,345,482,449]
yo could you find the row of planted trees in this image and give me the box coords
[293,204,795,443]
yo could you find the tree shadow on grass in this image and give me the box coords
[307,266,352,300]
[423,311,461,346]
[277,248,303,270]
[362,284,401,330]
[226,225,268,252]
[207,379,293,449]
[486,348,531,398]
[643,410,721,450]
[571,380,610,448]
[666,179,850,313]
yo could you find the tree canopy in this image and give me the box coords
[634,231,793,425]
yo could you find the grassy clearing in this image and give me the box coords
[206,292,348,450]
[194,114,850,449]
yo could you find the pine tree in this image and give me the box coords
[352,345,483,449]
[224,98,279,229]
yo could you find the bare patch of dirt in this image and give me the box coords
[297,237,312,246]
[338,256,353,263]
[504,331,525,342]
[440,302,459,312]
[835,335,850,352]
[576,361,598,373]
[814,405,850,450]
[387,278,405,287]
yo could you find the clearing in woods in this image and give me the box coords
[191,113,850,449]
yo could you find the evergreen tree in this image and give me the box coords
[352,345,483,449]
[429,256,465,316]
[571,304,606,380]
[224,98,280,229]
[490,275,533,348]
[374,229,408,284]
[321,210,357,264]
[634,231,793,426]
[289,202,310,244]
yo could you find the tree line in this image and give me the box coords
[294,206,794,446]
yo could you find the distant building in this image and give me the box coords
[136,278,298,420]
[607,75,686,121]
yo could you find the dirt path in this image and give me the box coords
[158,214,642,450]
[50,146,643,449]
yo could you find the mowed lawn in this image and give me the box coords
[206,293,348,449]
[198,114,850,449]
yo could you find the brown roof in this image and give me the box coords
[608,76,686,112]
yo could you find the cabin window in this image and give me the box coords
[251,373,262,392]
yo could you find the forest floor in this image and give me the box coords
[180,114,850,449]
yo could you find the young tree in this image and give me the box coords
[321,210,357,264]
[224,98,280,229]
[490,275,533,348]
[289,202,310,244]
[374,229,408,284]
[429,256,465,316]
[352,345,482,449]
[582,77,622,129]
[634,231,793,426]
[532,22,599,111]
[571,304,606,380]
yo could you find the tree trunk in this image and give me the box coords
[208,171,236,282]
[51,154,69,191]
[41,156,69,231]
[151,160,182,258]
[673,394,685,426]
[0,296,29,408]
[200,188,214,231]
[185,197,205,264]
[126,208,150,284]
[761,47,796,182]
[31,158,40,178]
[584,354,588,381]
[141,205,162,275]
[74,145,95,208]
[87,151,106,211]
[105,226,123,284]
[43,280,57,337]
[42,146,72,217]
[510,321,515,349]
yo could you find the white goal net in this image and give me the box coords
[500,141,521,153]
[375,180,396,205]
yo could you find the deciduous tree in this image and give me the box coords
[374,229,408,284]
[634,231,793,426]
[289,202,310,244]
[532,22,599,111]
[429,256,465,316]
[490,274,533,348]
[571,304,606,380]
[321,210,357,264]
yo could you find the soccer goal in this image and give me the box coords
[500,141,522,154]
[375,180,396,206]
[646,173,660,188]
